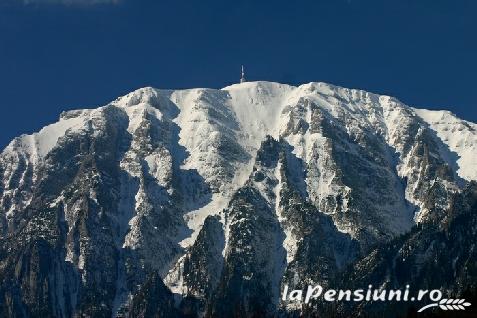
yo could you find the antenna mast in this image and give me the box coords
[240,65,246,83]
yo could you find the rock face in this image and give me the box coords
[331,181,477,318]
[0,81,476,317]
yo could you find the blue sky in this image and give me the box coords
[0,0,476,148]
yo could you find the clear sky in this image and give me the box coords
[0,0,476,149]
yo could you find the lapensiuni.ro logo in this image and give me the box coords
[282,285,472,313]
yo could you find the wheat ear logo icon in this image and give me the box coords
[417,298,472,312]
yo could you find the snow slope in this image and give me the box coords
[414,108,477,181]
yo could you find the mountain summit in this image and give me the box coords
[1,81,476,317]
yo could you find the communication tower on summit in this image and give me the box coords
[240,65,246,83]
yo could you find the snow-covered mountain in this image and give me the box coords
[0,81,476,317]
